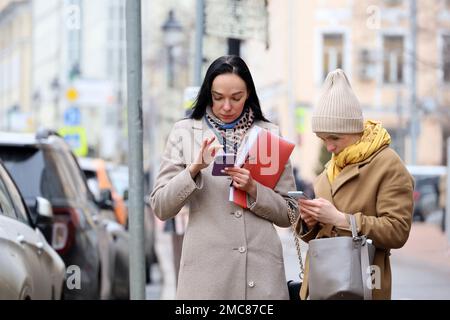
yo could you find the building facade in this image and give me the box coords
[0,0,33,132]
[246,0,450,180]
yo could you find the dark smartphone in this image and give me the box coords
[212,153,236,176]
[288,191,311,200]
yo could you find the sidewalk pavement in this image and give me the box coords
[391,222,450,299]
[394,222,450,269]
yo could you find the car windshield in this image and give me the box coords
[0,146,78,202]
[83,169,101,201]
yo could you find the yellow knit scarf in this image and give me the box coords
[327,120,391,183]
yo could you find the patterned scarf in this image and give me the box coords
[205,106,255,154]
[327,120,391,183]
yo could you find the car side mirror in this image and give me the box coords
[99,188,114,210]
[34,197,53,244]
[36,197,53,221]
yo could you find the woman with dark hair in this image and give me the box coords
[190,55,268,122]
[150,55,297,299]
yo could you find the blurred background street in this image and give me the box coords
[1,0,450,300]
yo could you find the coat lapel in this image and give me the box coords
[192,117,217,148]
[331,164,360,196]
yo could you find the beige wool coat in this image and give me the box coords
[150,117,298,300]
[297,146,414,300]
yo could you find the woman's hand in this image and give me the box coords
[298,198,348,228]
[189,137,222,179]
[224,167,257,199]
[298,204,319,229]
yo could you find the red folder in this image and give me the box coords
[229,126,295,208]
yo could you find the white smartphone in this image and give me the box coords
[288,191,311,200]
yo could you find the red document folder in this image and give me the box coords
[229,126,295,208]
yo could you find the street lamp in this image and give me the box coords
[161,10,183,88]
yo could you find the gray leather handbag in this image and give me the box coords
[308,215,376,300]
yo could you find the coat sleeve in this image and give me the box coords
[248,159,298,228]
[150,123,204,221]
[351,155,414,249]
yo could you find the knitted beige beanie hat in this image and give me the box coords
[312,69,364,133]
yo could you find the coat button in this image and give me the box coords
[234,211,242,218]
[248,281,255,288]
[238,246,246,253]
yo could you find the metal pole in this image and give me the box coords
[409,0,418,165]
[194,0,204,86]
[168,46,174,87]
[446,138,450,242]
[126,0,145,300]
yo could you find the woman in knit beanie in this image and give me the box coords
[295,69,414,300]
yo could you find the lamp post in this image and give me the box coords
[161,10,183,88]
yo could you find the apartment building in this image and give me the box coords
[245,0,450,180]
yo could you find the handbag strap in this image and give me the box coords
[287,202,304,279]
[349,215,373,300]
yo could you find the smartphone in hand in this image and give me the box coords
[288,191,311,200]
[212,153,236,176]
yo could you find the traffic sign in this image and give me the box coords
[58,126,88,157]
[64,107,81,126]
[205,0,268,42]
[66,87,79,102]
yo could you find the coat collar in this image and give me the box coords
[192,117,216,146]
[323,145,389,196]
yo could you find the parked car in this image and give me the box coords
[0,160,65,299]
[108,164,157,283]
[0,130,118,299]
[406,165,446,225]
[78,158,128,226]
[78,157,130,299]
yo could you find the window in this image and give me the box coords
[383,35,404,84]
[322,34,344,80]
[0,146,76,202]
[443,35,450,83]
[0,164,29,224]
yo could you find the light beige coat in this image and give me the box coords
[150,117,297,300]
[297,146,414,300]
